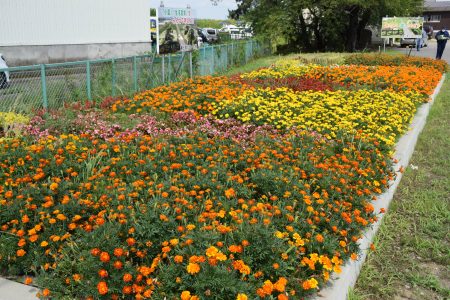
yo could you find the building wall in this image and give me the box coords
[0,42,152,66]
[1,0,152,46]
[424,11,450,33]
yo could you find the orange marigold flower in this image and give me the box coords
[278,294,289,300]
[186,263,200,275]
[49,182,59,191]
[316,234,324,243]
[91,248,101,256]
[274,277,287,292]
[113,260,123,269]
[123,273,133,282]
[42,288,50,297]
[113,248,124,257]
[174,255,184,263]
[24,277,33,285]
[98,269,108,278]
[262,280,274,295]
[224,188,236,199]
[122,286,132,294]
[99,252,110,263]
[97,281,108,295]
[16,249,26,257]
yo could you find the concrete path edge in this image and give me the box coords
[315,73,447,300]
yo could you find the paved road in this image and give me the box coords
[394,40,450,64]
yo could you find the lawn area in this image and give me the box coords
[351,75,450,300]
[0,53,448,299]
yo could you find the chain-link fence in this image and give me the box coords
[0,40,271,113]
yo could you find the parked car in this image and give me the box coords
[0,54,11,89]
[400,34,428,48]
[200,28,219,44]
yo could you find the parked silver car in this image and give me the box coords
[0,54,11,89]
[200,28,219,43]
[400,36,428,48]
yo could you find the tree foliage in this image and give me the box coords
[221,0,424,52]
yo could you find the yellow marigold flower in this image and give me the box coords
[206,246,219,257]
[236,294,248,300]
[180,291,191,300]
[186,263,200,275]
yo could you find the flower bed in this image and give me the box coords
[344,53,448,73]
[212,89,422,146]
[0,54,446,299]
[242,64,443,99]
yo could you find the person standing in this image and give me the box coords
[416,28,428,51]
[435,28,450,59]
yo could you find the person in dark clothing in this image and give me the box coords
[435,28,450,59]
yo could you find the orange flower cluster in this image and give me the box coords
[0,129,391,299]
[111,76,251,116]
[344,53,448,73]
[306,65,441,98]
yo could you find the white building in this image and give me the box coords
[0,0,152,66]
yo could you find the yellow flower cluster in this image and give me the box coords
[212,88,422,146]
[0,112,30,140]
[240,64,316,79]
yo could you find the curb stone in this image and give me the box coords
[314,73,447,300]
[0,75,446,300]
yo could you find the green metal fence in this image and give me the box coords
[0,40,271,113]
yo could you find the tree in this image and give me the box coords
[219,0,424,52]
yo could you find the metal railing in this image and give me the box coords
[0,40,271,113]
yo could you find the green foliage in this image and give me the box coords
[196,19,236,29]
[227,0,424,52]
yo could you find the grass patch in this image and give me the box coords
[353,75,450,299]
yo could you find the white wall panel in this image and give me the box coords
[0,0,152,46]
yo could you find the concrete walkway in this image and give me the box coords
[0,277,38,300]
[394,39,450,63]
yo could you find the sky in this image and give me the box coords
[157,0,238,19]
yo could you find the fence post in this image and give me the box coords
[245,42,248,64]
[211,46,214,75]
[40,64,48,111]
[133,56,138,92]
[111,58,116,96]
[202,47,206,76]
[189,51,193,79]
[231,43,235,66]
[168,54,171,83]
[86,61,92,101]
[162,55,165,84]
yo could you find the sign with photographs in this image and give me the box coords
[381,17,424,39]
[157,6,198,54]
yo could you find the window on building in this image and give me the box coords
[429,15,441,22]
